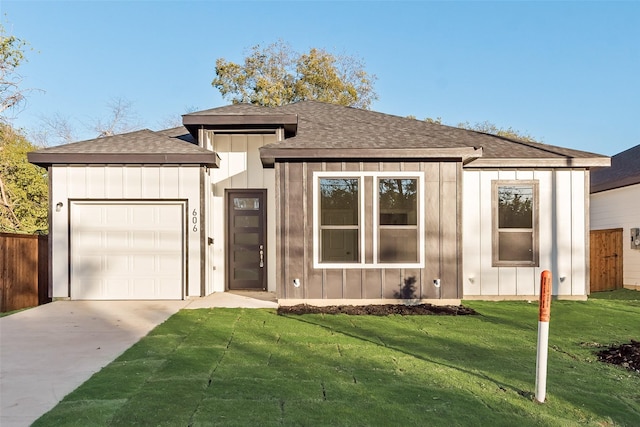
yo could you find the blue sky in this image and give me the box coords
[2,1,639,156]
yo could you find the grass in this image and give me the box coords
[34,291,640,426]
[0,307,31,317]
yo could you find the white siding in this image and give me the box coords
[591,183,640,287]
[209,133,277,292]
[463,169,589,298]
[50,165,203,299]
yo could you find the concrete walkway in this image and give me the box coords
[0,293,277,427]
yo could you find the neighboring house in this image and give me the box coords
[590,144,640,291]
[28,101,609,304]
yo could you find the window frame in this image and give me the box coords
[491,180,539,267]
[377,177,420,264]
[318,177,361,264]
[313,171,425,269]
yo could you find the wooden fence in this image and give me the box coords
[0,233,50,312]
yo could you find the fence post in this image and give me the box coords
[535,270,552,403]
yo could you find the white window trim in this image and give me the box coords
[313,171,425,269]
[491,179,540,267]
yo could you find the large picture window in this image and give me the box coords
[314,172,424,268]
[492,180,539,267]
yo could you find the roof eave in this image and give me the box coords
[464,157,611,168]
[591,177,640,193]
[182,114,298,139]
[259,147,483,167]
[27,152,220,168]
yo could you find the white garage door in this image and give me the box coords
[70,202,185,300]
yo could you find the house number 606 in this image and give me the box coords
[192,209,198,232]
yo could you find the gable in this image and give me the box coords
[28,128,219,167]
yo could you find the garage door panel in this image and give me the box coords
[132,231,156,250]
[105,255,129,272]
[105,205,127,223]
[106,231,128,249]
[71,202,185,300]
[159,254,181,273]
[159,231,181,247]
[76,230,102,248]
[132,254,155,272]
[132,206,155,226]
[75,255,103,273]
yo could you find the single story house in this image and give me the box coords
[28,101,610,304]
[590,144,640,291]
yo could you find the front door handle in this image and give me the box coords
[259,244,264,268]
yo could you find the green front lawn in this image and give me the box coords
[35,291,640,426]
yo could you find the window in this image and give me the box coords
[314,172,424,268]
[319,178,360,263]
[378,178,418,263]
[492,180,539,267]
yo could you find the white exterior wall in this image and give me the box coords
[590,183,640,287]
[50,165,203,298]
[206,133,277,292]
[463,169,589,298]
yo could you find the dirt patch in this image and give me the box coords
[277,303,478,316]
[597,340,640,374]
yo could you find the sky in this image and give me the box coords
[2,0,639,156]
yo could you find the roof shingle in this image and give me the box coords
[591,144,640,193]
[28,128,219,167]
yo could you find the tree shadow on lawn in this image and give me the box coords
[279,310,640,425]
[280,314,534,399]
[214,312,547,425]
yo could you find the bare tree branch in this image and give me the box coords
[33,113,77,146]
[0,173,21,229]
[93,98,142,137]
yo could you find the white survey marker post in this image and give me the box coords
[535,270,553,403]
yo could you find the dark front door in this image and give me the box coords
[227,190,266,290]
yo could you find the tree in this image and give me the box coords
[93,98,142,138]
[34,97,143,146]
[1,23,30,117]
[0,123,48,233]
[212,40,377,109]
[457,120,539,142]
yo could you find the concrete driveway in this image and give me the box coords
[0,293,277,427]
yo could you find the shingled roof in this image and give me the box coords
[590,144,640,193]
[28,128,219,167]
[29,101,609,170]
[184,101,608,167]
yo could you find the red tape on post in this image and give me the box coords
[539,270,552,322]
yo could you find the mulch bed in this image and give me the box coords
[596,340,640,374]
[277,303,478,316]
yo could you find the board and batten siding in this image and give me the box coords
[591,183,640,288]
[207,133,277,292]
[463,169,589,298]
[275,161,462,303]
[49,165,203,298]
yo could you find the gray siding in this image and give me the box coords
[276,161,462,301]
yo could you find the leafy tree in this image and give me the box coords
[212,40,377,109]
[1,23,30,117]
[0,123,48,233]
[457,120,539,142]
